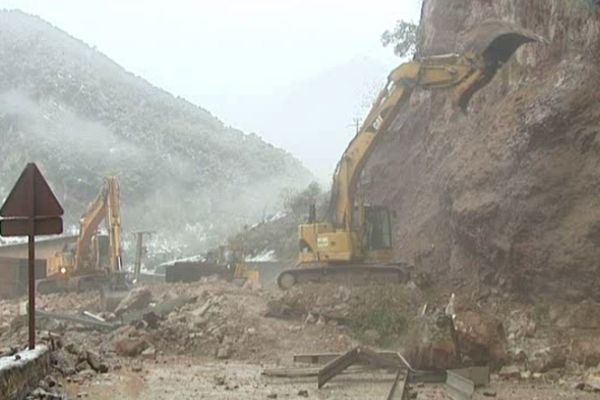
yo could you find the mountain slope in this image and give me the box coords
[0,10,312,253]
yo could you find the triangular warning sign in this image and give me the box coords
[0,163,64,217]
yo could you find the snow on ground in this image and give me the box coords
[0,345,48,371]
[245,249,276,262]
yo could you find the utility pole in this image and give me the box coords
[133,231,154,283]
[347,117,361,134]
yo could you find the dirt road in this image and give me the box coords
[64,356,599,400]
[64,357,398,400]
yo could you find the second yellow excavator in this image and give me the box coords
[277,22,540,289]
[37,177,127,293]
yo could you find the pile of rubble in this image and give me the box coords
[2,276,599,398]
[0,279,292,398]
[484,300,600,393]
[266,283,425,329]
[264,281,600,391]
[22,341,109,400]
[107,282,260,360]
[0,278,353,394]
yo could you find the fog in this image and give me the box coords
[0,0,422,180]
[0,1,421,264]
[0,86,302,261]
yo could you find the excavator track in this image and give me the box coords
[277,263,413,290]
[36,272,129,294]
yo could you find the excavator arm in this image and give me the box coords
[105,177,122,271]
[330,21,542,234]
[74,177,122,272]
[331,54,488,231]
[38,176,125,294]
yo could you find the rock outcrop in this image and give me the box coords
[363,1,600,300]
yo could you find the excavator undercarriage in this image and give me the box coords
[277,262,413,290]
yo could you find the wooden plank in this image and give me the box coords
[263,365,372,378]
[262,367,321,377]
[294,351,399,365]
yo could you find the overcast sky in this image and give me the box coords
[1,0,422,179]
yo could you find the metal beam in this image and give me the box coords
[35,310,118,331]
[446,370,475,400]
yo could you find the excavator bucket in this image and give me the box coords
[455,20,543,110]
[466,20,541,64]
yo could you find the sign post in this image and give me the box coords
[0,163,64,349]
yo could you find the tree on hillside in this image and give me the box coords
[281,181,321,217]
[381,20,419,58]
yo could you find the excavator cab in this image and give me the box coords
[362,206,392,251]
[360,205,393,263]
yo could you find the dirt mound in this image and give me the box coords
[266,283,432,347]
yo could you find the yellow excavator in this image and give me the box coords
[277,22,540,289]
[38,177,127,293]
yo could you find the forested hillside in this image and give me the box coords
[0,10,312,254]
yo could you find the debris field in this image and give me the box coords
[1,277,600,399]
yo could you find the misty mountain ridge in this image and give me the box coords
[0,9,312,257]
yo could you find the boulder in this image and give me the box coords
[454,310,508,368]
[50,349,77,376]
[114,337,149,357]
[216,344,232,359]
[506,310,537,341]
[585,371,600,391]
[499,365,521,379]
[406,312,459,370]
[570,336,600,367]
[86,351,108,373]
[555,301,600,330]
[141,347,157,360]
[114,288,152,316]
[527,346,566,373]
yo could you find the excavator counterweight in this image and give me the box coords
[277,21,540,289]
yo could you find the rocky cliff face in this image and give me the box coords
[363,1,600,300]
[0,10,312,255]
